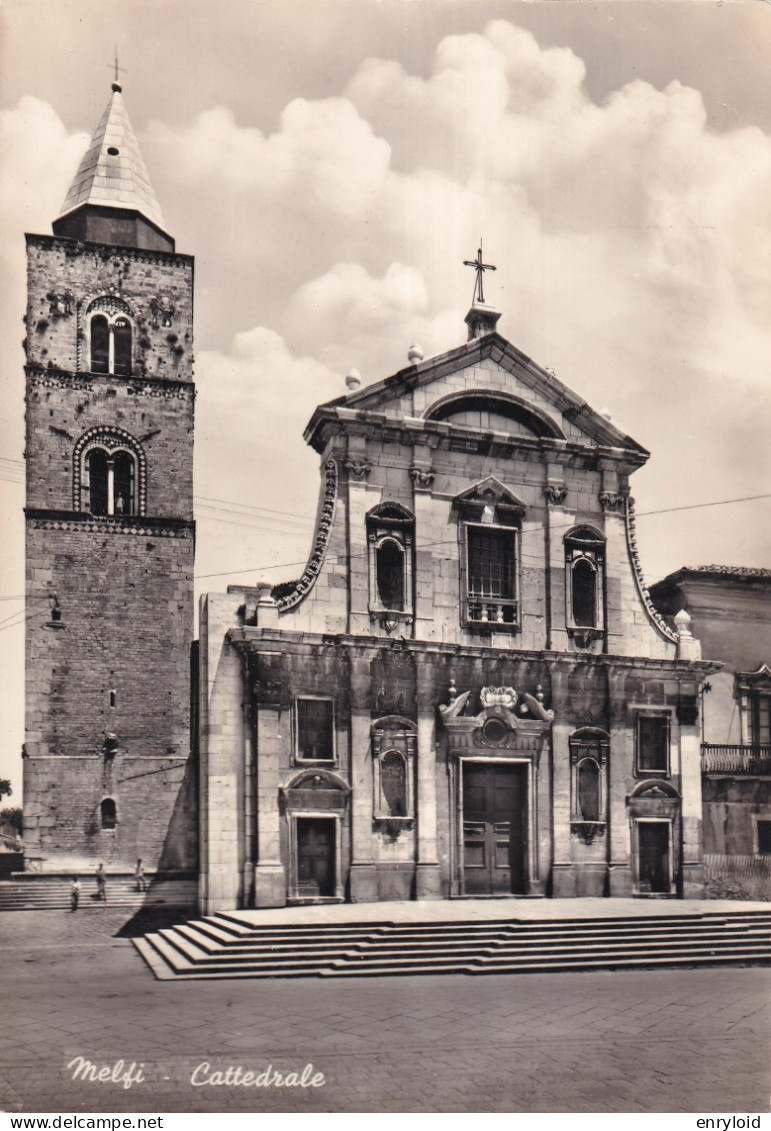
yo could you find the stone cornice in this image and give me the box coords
[306,407,647,472]
[227,626,721,676]
[25,231,194,268]
[25,364,193,396]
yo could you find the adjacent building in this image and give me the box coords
[652,567,771,899]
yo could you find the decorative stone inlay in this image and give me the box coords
[409,466,435,490]
[85,294,132,317]
[625,497,678,642]
[72,425,147,514]
[344,458,372,482]
[29,514,191,538]
[599,490,627,512]
[276,459,338,612]
[25,365,191,399]
[544,483,567,506]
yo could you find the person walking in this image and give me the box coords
[70,876,81,912]
[95,862,107,903]
[134,858,148,892]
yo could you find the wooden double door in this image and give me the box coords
[296,817,336,897]
[462,763,528,895]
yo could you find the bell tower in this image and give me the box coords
[23,82,197,874]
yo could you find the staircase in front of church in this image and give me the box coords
[133,909,771,980]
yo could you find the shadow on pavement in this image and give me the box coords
[114,905,197,937]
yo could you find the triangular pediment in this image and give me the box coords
[453,476,526,513]
[305,332,648,458]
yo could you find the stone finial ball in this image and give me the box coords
[345,368,362,391]
[408,343,424,363]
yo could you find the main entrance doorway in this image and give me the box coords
[296,817,336,897]
[462,763,527,895]
[637,820,671,894]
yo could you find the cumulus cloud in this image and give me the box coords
[2,20,770,591]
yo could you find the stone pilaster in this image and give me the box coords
[253,703,286,907]
[348,653,378,902]
[607,671,633,896]
[549,665,576,897]
[679,690,705,898]
[415,662,442,899]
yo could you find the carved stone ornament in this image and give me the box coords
[277,459,338,611]
[47,291,74,318]
[544,483,567,506]
[570,821,606,845]
[480,686,517,710]
[439,685,554,760]
[599,491,627,513]
[409,466,435,490]
[344,458,372,482]
[567,626,605,650]
[149,296,175,328]
[625,498,678,643]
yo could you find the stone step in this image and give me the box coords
[164,925,769,967]
[133,910,771,980]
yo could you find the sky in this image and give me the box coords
[1,0,770,795]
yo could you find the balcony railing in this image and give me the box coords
[467,596,518,626]
[701,744,771,776]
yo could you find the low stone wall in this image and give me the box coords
[703,853,771,901]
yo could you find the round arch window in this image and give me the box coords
[482,716,508,745]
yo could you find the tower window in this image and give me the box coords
[113,318,132,376]
[90,314,110,374]
[84,447,136,516]
[87,306,133,376]
[75,427,145,517]
[100,798,117,830]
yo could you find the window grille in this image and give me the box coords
[465,525,518,624]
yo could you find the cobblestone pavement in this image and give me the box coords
[0,908,769,1114]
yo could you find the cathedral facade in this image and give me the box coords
[198,301,719,914]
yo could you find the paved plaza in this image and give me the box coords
[0,906,769,1114]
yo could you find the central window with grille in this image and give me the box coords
[464,524,518,626]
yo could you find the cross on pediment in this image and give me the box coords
[463,241,496,305]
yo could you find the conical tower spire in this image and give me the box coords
[53,82,174,252]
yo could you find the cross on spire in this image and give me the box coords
[463,241,496,305]
[108,46,127,91]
